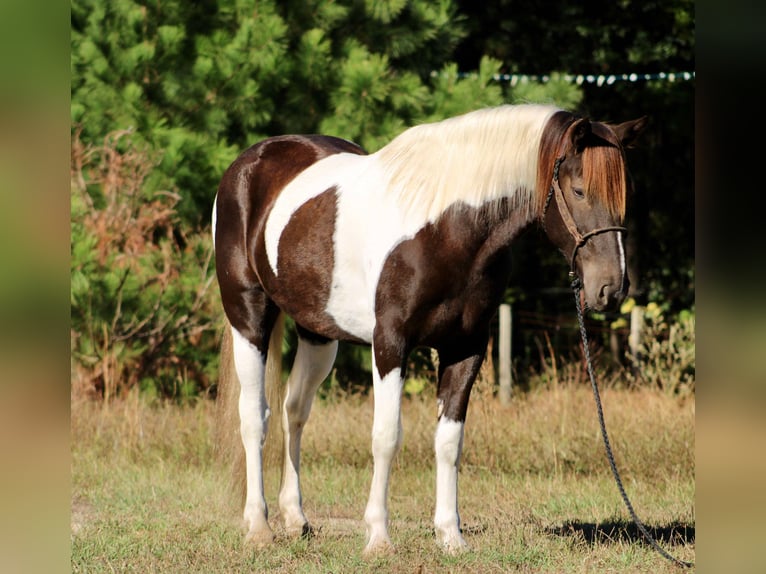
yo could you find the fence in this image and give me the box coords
[494,302,648,404]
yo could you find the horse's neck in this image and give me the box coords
[484,199,538,249]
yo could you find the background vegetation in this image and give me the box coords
[70,0,694,401]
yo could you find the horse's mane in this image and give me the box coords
[375,104,628,224]
[374,104,559,223]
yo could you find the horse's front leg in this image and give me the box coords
[231,327,274,546]
[363,351,404,555]
[433,348,485,553]
[279,336,338,537]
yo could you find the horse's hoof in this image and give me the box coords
[286,522,315,539]
[245,527,275,548]
[363,537,395,557]
[436,530,469,555]
[442,540,470,555]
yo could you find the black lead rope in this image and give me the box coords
[571,276,693,569]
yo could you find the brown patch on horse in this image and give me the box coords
[257,187,363,343]
[373,199,529,386]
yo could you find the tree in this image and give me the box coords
[72,0,510,223]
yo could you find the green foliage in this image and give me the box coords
[71,130,222,400]
[629,304,695,396]
[509,72,583,110]
[70,0,693,398]
[71,0,290,224]
[70,0,539,398]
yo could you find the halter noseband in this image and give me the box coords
[543,156,627,276]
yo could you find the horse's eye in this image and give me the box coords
[572,187,585,199]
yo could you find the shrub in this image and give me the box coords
[629,304,695,396]
[71,129,222,401]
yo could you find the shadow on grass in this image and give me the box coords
[547,519,695,546]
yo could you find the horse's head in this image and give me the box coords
[542,115,647,311]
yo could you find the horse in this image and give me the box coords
[212,103,647,555]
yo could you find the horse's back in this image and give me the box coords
[216,135,366,226]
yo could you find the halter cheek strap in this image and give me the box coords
[544,156,627,276]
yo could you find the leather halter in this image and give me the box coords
[543,156,627,276]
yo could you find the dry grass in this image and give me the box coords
[71,384,694,572]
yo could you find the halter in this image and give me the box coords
[543,156,627,276]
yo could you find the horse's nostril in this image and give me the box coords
[598,282,626,309]
[599,283,620,306]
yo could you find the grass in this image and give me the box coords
[71,384,694,572]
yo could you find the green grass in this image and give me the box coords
[71,385,695,572]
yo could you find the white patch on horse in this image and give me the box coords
[279,338,339,534]
[264,152,370,275]
[326,158,426,341]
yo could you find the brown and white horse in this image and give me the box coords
[212,104,646,554]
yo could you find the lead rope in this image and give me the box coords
[571,276,693,569]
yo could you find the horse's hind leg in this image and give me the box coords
[226,290,280,546]
[278,330,338,536]
[230,325,273,545]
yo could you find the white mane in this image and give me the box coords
[373,104,560,223]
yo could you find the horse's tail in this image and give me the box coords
[214,314,285,507]
[263,313,286,477]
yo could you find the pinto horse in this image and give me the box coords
[212,104,646,554]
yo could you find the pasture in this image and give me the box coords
[71,383,694,572]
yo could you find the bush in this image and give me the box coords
[629,304,695,396]
[71,129,222,401]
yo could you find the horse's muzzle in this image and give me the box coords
[588,277,628,311]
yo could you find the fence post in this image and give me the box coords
[628,305,645,361]
[498,303,512,405]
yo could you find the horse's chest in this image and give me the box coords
[375,221,513,346]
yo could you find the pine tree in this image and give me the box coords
[72,0,573,220]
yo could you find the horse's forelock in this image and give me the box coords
[583,140,627,221]
[536,115,628,221]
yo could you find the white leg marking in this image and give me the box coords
[231,327,274,544]
[434,417,468,553]
[279,339,338,535]
[363,364,403,554]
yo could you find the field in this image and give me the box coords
[71,384,694,572]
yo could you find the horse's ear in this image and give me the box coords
[570,118,591,152]
[613,116,649,148]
